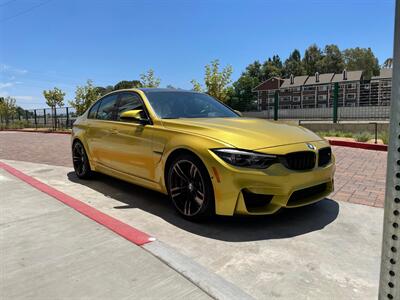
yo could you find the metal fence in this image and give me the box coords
[0,107,77,130]
[253,82,392,121]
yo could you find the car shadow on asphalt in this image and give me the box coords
[67,171,339,242]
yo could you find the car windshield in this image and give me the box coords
[143,91,239,119]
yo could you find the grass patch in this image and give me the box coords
[379,131,389,145]
[354,132,372,142]
[316,130,353,138]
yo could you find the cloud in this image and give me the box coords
[14,95,34,101]
[0,64,28,75]
[0,93,34,101]
[0,82,14,89]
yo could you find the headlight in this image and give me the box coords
[211,148,278,169]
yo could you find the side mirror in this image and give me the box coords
[120,109,149,124]
[234,110,243,117]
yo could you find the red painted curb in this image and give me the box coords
[0,161,153,246]
[328,139,388,151]
[1,129,71,134]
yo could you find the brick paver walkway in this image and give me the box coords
[0,131,72,167]
[0,131,387,207]
[330,146,387,207]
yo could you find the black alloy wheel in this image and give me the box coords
[72,141,92,179]
[168,154,214,220]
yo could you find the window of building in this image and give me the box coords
[303,104,315,108]
[318,85,328,91]
[303,95,315,101]
[292,96,300,102]
[382,80,392,87]
[281,96,291,102]
[346,93,356,100]
[317,104,327,108]
[318,95,327,100]
[347,83,356,89]
[292,87,301,92]
[96,94,119,121]
[303,86,315,91]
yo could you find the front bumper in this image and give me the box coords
[207,141,335,216]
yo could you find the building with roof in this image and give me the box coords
[302,73,334,108]
[252,77,284,110]
[251,69,392,110]
[370,68,393,106]
[279,75,309,108]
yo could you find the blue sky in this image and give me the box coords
[0,0,395,109]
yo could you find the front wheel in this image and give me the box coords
[72,141,92,179]
[167,154,215,221]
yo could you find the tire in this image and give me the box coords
[72,141,93,179]
[167,153,215,221]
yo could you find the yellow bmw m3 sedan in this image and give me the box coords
[72,88,335,220]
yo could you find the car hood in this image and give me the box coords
[161,117,323,150]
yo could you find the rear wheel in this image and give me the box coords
[72,141,92,179]
[167,154,215,220]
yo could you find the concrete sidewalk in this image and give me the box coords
[0,169,212,300]
[1,159,384,300]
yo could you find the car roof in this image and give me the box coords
[138,88,196,93]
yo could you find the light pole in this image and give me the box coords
[379,1,400,299]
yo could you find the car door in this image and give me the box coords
[85,93,120,169]
[108,92,156,181]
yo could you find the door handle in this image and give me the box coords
[110,128,118,135]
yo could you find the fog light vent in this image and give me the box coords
[242,190,273,212]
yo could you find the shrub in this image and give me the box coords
[354,132,372,142]
[316,130,353,138]
[379,131,389,145]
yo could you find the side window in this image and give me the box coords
[88,100,101,119]
[116,93,146,121]
[96,94,119,121]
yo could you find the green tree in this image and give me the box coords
[245,60,264,81]
[303,44,323,75]
[262,55,283,79]
[343,47,380,79]
[283,49,304,77]
[69,80,101,116]
[140,69,160,88]
[382,58,393,68]
[190,79,203,92]
[43,87,65,108]
[191,59,233,102]
[0,96,17,126]
[43,87,65,129]
[95,85,114,96]
[114,80,142,90]
[230,75,259,111]
[316,44,344,73]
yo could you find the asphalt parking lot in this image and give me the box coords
[0,132,386,299]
